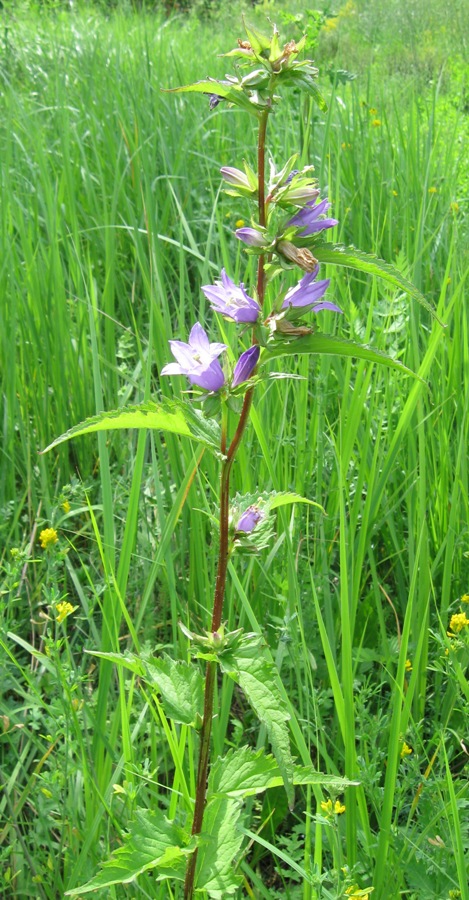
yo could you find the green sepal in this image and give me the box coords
[41,398,222,457]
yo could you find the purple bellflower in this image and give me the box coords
[232,345,260,387]
[287,198,338,236]
[236,505,264,533]
[202,269,261,323]
[281,267,343,314]
[161,322,226,392]
[235,227,268,248]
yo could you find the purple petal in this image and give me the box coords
[161,362,184,376]
[232,345,260,387]
[287,198,338,235]
[235,227,267,248]
[168,339,198,368]
[189,360,225,392]
[202,269,260,323]
[310,301,343,313]
[282,277,331,309]
[236,505,264,533]
[189,322,211,353]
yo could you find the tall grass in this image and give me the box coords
[0,3,468,897]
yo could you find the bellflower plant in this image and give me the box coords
[44,19,436,900]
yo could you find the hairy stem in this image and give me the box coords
[183,105,269,900]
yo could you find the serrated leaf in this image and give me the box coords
[165,79,264,116]
[86,651,204,725]
[264,334,422,379]
[219,636,294,808]
[208,748,358,800]
[281,70,327,111]
[143,655,204,726]
[195,797,243,897]
[65,810,190,894]
[41,399,221,455]
[313,243,441,321]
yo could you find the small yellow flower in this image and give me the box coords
[428,186,437,194]
[55,601,77,624]
[235,219,245,229]
[341,141,347,149]
[405,659,412,672]
[323,16,338,31]
[62,500,71,514]
[320,798,333,814]
[460,593,469,604]
[334,800,346,814]
[40,528,58,550]
[368,107,378,115]
[371,119,381,127]
[392,190,398,197]
[345,886,370,899]
[450,201,459,213]
[447,612,469,635]
[401,742,413,758]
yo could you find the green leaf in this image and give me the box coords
[313,243,441,321]
[208,747,357,800]
[195,797,244,897]
[219,636,295,808]
[41,399,222,455]
[165,79,265,116]
[264,334,422,379]
[267,491,325,514]
[143,656,204,726]
[281,70,328,111]
[86,651,204,725]
[65,810,190,894]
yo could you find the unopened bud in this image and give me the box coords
[277,240,318,272]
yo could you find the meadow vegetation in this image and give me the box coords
[0,0,468,897]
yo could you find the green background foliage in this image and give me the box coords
[0,0,468,897]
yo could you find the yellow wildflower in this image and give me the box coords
[55,601,77,624]
[62,500,71,514]
[401,742,413,758]
[371,119,381,127]
[40,528,58,550]
[235,219,245,229]
[460,593,469,604]
[392,190,398,197]
[345,887,370,899]
[369,107,378,115]
[450,202,459,213]
[334,800,346,814]
[320,799,333,814]
[323,17,338,31]
[447,612,469,635]
[428,186,437,194]
[405,659,412,671]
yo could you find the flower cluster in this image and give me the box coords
[40,527,58,550]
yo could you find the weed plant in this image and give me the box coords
[0,2,468,898]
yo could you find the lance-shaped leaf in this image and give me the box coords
[41,399,222,456]
[263,334,423,380]
[165,79,266,116]
[218,635,295,808]
[313,243,441,321]
[65,809,191,894]
[86,651,204,726]
[208,747,358,800]
[195,797,244,897]
[280,69,328,111]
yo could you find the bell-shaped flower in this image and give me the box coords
[287,198,338,236]
[236,505,264,533]
[232,345,260,387]
[161,322,226,392]
[202,269,261,323]
[282,268,342,314]
[220,167,252,189]
[235,227,268,248]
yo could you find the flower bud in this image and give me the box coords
[276,240,318,272]
[232,345,260,388]
[236,506,264,533]
[220,167,252,189]
[235,227,268,248]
